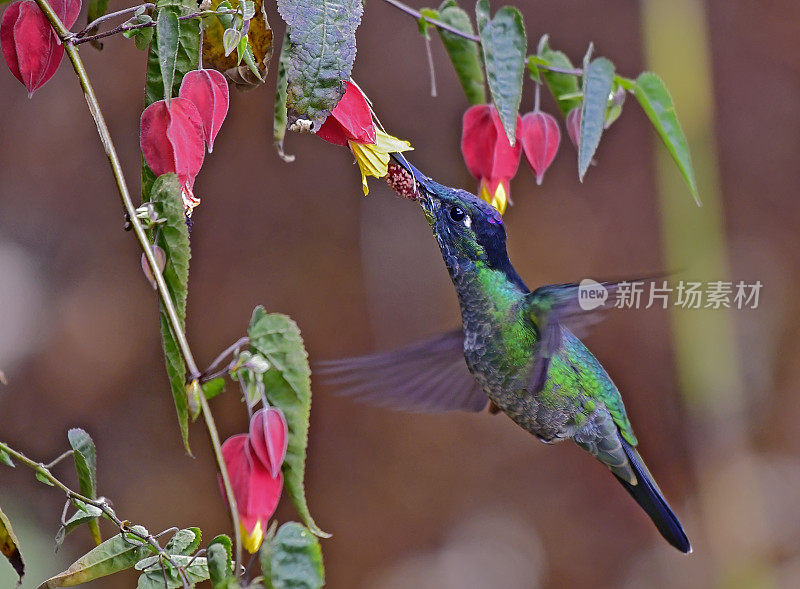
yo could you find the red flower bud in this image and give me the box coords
[140,98,205,190]
[520,111,561,185]
[247,407,288,479]
[1,0,80,96]
[178,69,229,153]
[316,80,376,146]
[566,107,581,149]
[220,433,283,553]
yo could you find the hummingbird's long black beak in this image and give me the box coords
[389,152,437,213]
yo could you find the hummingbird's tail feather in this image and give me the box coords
[615,437,692,553]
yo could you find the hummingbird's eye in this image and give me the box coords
[449,206,466,223]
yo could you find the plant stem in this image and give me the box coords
[381,0,584,76]
[0,442,191,588]
[31,0,242,575]
[382,0,480,41]
[74,3,155,38]
[67,8,238,46]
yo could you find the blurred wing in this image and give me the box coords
[314,329,489,413]
[526,281,627,393]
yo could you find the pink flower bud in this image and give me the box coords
[140,98,206,189]
[566,107,581,150]
[520,110,561,185]
[220,433,283,553]
[140,244,166,290]
[178,69,229,153]
[1,0,80,96]
[248,407,288,478]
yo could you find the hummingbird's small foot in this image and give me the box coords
[488,401,501,414]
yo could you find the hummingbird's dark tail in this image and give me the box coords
[615,437,692,553]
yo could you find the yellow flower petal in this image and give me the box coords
[241,520,264,554]
[348,130,413,196]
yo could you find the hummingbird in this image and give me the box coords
[318,157,691,553]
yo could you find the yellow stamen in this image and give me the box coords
[478,180,507,214]
[348,130,413,196]
[241,520,264,554]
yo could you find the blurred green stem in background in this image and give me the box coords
[642,0,773,584]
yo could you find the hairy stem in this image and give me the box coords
[0,442,191,588]
[31,0,242,574]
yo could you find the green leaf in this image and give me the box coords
[202,377,226,400]
[136,555,209,588]
[436,2,485,105]
[0,448,13,468]
[474,0,489,33]
[223,27,241,57]
[578,57,615,180]
[67,429,97,499]
[55,502,104,551]
[537,36,581,116]
[156,8,181,103]
[143,0,201,199]
[150,174,192,452]
[276,0,363,130]
[35,469,54,486]
[67,428,101,544]
[39,526,152,588]
[0,505,24,584]
[135,27,155,51]
[247,308,327,537]
[207,536,234,589]
[478,5,526,145]
[273,31,294,162]
[417,7,438,37]
[261,522,324,589]
[633,72,700,204]
[164,527,201,556]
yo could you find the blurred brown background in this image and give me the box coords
[1,0,799,587]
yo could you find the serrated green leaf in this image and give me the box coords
[479,5,526,145]
[157,9,181,103]
[202,377,227,400]
[39,526,152,588]
[143,0,201,199]
[0,505,24,584]
[67,429,101,544]
[165,527,201,556]
[55,503,104,551]
[578,57,615,180]
[136,555,209,588]
[241,0,256,20]
[223,27,240,56]
[474,0,489,33]
[273,31,294,162]
[537,36,581,116]
[150,174,192,452]
[633,72,700,205]
[276,0,363,130]
[0,448,13,468]
[135,27,155,51]
[261,522,324,589]
[247,308,327,537]
[207,537,234,589]
[436,2,485,105]
[67,429,97,499]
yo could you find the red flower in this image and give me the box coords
[520,110,561,185]
[140,97,205,215]
[219,407,288,553]
[178,69,229,153]
[1,0,80,96]
[461,104,522,214]
[317,81,412,195]
[566,107,581,149]
[317,80,376,146]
